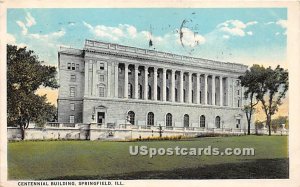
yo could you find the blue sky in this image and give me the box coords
[7,8,287,67]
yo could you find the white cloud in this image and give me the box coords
[276,19,287,29]
[25,12,36,27]
[177,28,206,47]
[275,32,280,36]
[222,35,230,39]
[82,21,206,56]
[16,21,28,35]
[217,20,257,37]
[247,31,253,36]
[265,21,274,25]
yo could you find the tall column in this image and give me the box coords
[196,73,200,104]
[241,86,244,107]
[220,76,223,106]
[204,74,208,105]
[171,70,176,102]
[226,78,230,106]
[114,63,118,98]
[162,68,167,101]
[180,71,184,103]
[232,78,235,107]
[92,61,97,96]
[134,65,139,99]
[84,61,89,96]
[107,65,111,97]
[144,66,148,100]
[188,72,192,103]
[212,75,215,105]
[124,64,128,98]
[153,67,157,101]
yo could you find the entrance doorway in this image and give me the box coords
[97,112,105,124]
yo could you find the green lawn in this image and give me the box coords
[8,135,288,179]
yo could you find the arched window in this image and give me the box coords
[138,84,143,99]
[128,111,135,125]
[184,114,189,127]
[148,85,152,99]
[215,116,221,128]
[166,113,172,126]
[147,112,154,126]
[200,115,205,127]
[128,83,133,98]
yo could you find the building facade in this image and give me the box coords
[57,39,249,130]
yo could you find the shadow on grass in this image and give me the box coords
[47,158,288,180]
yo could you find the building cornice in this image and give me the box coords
[83,39,247,74]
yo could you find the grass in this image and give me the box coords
[8,135,288,180]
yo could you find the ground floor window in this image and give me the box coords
[166,113,172,126]
[184,114,189,127]
[200,115,205,127]
[128,111,135,125]
[69,115,74,123]
[215,116,221,128]
[147,112,154,126]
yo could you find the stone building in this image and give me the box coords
[57,39,249,130]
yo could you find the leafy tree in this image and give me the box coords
[256,65,288,136]
[240,64,288,135]
[7,45,59,140]
[271,116,288,132]
[239,65,263,135]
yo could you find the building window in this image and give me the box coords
[71,63,75,70]
[99,63,104,70]
[99,86,105,97]
[166,73,169,79]
[200,91,202,103]
[157,86,161,100]
[70,87,75,97]
[175,88,178,102]
[70,103,75,111]
[76,64,79,70]
[166,87,169,101]
[70,75,76,82]
[69,115,75,123]
[99,75,105,82]
[237,99,240,107]
[236,119,241,128]
[128,83,133,98]
[183,89,186,102]
[184,114,189,127]
[200,115,205,127]
[128,111,135,125]
[215,116,221,128]
[166,113,172,126]
[148,85,152,99]
[192,90,194,103]
[139,84,143,99]
[183,75,186,81]
[67,63,71,70]
[237,90,240,95]
[138,70,141,76]
[147,112,154,126]
[128,69,132,75]
[175,74,177,80]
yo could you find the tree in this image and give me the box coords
[271,116,288,132]
[239,65,263,135]
[7,45,59,140]
[256,65,288,136]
